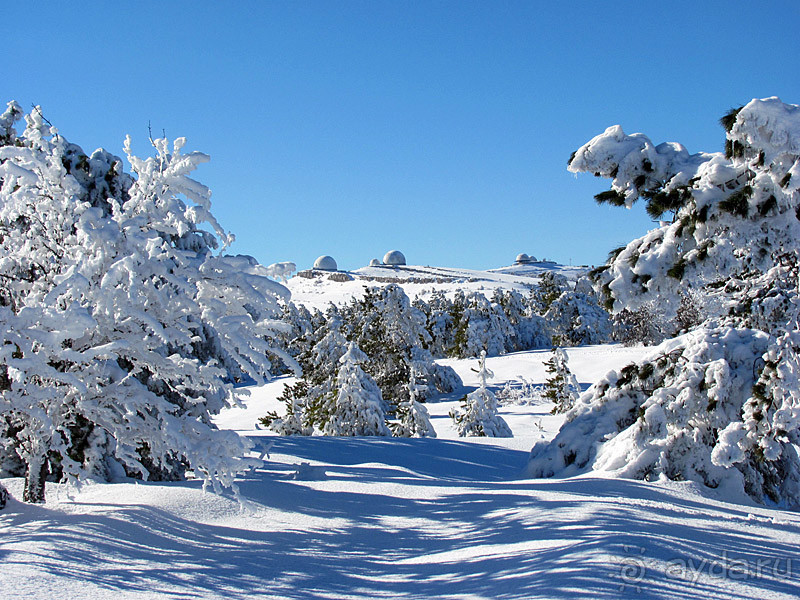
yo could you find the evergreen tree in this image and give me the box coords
[322,343,390,436]
[450,351,512,437]
[531,272,569,315]
[543,348,581,414]
[392,363,436,438]
[530,98,800,505]
[0,103,285,501]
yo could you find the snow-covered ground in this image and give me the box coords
[4,345,800,599]
[286,261,587,310]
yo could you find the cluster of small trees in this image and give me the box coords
[529,97,800,506]
[262,284,458,437]
[0,103,288,503]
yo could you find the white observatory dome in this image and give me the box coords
[369,258,381,266]
[313,255,338,271]
[383,250,406,266]
[515,253,531,264]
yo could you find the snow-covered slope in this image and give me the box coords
[287,261,587,310]
[5,345,800,600]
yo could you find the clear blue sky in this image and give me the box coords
[5,2,800,271]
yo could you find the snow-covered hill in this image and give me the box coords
[287,261,588,310]
[4,346,800,600]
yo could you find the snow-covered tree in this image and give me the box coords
[322,343,390,436]
[531,272,569,315]
[571,97,800,324]
[0,481,6,509]
[450,351,512,437]
[544,291,613,347]
[611,302,671,347]
[347,285,460,407]
[543,348,581,414]
[530,97,800,505]
[392,362,436,438]
[0,102,289,502]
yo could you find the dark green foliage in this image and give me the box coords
[642,186,692,220]
[638,362,655,380]
[780,172,792,188]
[696,241,714,261]
[594,189,627,206]
[588,264,609,281]
[719,106,744,133]
[719,186,752,217]
[667,258,687,280]
[725,139,746,159]
[567,150,577,167]
[607,246,626,263]
[758,195,778,216]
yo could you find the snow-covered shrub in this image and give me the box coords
[450,352,512,437]
[0,102,288,501]
[527,327,800,502]
[497,377,544,406]
[543,348,581,414]
[532,97,800,505]
[611,302,671,346]
[267,286,461,435]
[0,481,7,509]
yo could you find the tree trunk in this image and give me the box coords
[23,455,47,504]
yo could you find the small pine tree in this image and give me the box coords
[0,481,7,510]
[260,380,313,435]
[543,347,581,414]
[392,363,436,437]
[322,342,390,436]
[450,351,512,437]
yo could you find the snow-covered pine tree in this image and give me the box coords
[0,481,6,509]
[392,362,436,438]
[0,102,289,501]
[570,97,800,324]
[530,272,569,315]
[286,306,349,433]
[712,291,800,502]
[347,285,460,407]
[450,351,512,437]
[261,380,313,436]
[543,290,613,347]
[529,97,800,505]
[543,348,581,414]
[323,342,390,436]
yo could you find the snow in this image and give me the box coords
[6,343,800,599]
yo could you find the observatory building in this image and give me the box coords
[515,253,533,265]
[313,255,338,271]
[383,250,406,266]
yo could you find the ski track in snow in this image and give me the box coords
[2,346,800,600]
